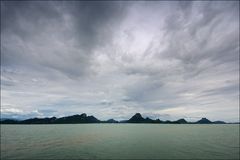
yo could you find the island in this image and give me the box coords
[0,113,230,124]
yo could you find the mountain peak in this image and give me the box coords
[106,119,118,123]
[175,118,187,124]
[134,113,143,117]
[128,113,145,123]
[80,113,87,118]
[197,118,212,124]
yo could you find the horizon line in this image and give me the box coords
[1,113,239,123]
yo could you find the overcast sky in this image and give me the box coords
[1,1,239,122]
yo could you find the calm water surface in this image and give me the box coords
[1,124,239,159]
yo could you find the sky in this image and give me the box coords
[1,1,239,122]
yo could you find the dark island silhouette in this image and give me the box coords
[0,113,228,124]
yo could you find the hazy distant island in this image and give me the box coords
[1,113,234,124]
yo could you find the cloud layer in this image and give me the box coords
[1,1,239,122]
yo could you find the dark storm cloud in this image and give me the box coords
[65,1,127,51]
[1,1,129,78]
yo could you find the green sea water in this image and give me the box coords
[1,124,239,159]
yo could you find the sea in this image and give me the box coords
[1,124,239,159]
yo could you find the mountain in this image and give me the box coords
[1,113,100,124]
[213,121,226,124]
[105,119,118,123]
[164,120,172,123]
[196,118,212,124]
[173,118,188,124]
[1,113,227,124]
[154,118,163,123]
[127,113,146,123]
[127,113,160,123]
[145,117,155,123]
[21,117,57,124]
[54,114,100,124]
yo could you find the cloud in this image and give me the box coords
[1,1,239,122]
[1,1,129,78]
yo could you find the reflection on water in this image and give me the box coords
[1,124,239,159]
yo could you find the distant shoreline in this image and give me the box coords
[1,123,239,125]
[1,113,238,124]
